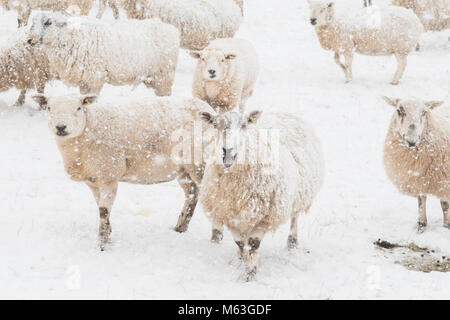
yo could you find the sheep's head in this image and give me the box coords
[308,1,335,26]
[33,95,97,139]
[382,96,444,148]
[28,12,67,46]
[199,110,262,168]
[190,49,236,82]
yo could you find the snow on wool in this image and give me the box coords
[308,1,423,84]
[28,11,180,96]
[191,38,260,113]
[122,0,243,50]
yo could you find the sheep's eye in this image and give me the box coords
[44,20,52,26]
[77,107,81,111]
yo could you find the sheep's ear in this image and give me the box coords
[81,96,97,106]
[225,54,236,60]
[32,95,48,109]
[190,51,201,59]
[382,96,400,108]
[425,101,444,110]
[247,110,262,125]
[199,111,215,125]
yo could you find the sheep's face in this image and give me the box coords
[382,97,444,148]
[28,12,67,46]
[33,95,97,140]
[190,50,236,82]
[309,1,335,26]
[199,110,262,168]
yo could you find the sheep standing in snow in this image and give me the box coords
[34,94,213,250]
[198,110,324,280]
[382,97,450,232]
[122,0,243,50]
[0,39,52,106]
[190,38,259,113]
[392,0,450,31]
[1,0,95,27]
[308,1,423,85]
[27,12,179,96]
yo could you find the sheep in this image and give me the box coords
[33,94,214,250]
[1,0,95,27]
[198,110,324,280]
[308,1,423,85]
[392,0,450,31]
[364,0,372,7]
[190,38,259,114]
[382,96,450,232]
[27,11,180,96]
[122,0,243,50]
[0,38,52,106]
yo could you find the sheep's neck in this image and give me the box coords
[315,23,341,51]
[56,135,88,181]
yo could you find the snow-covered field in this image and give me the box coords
[0,0,449,299]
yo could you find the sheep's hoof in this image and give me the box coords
[13,101,24,107]
[211,229,223,243]
[174,224,188,233]
[287,235,297,249]
[417,222,427,233]
[443,223,450,230]
[240,268,257,282]
[390,81,399,86]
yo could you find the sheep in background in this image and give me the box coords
[308,1,423,85]
[34,94,214,250]
[190,38,259,113]
[392,0,450,31]
[198,110,324,280]
[27,11,179,96]
[122,0,243,50]
[382,97,450,232]
[1,0,95,27]
[97,0,120,19]
[364,0,372,7]
[0,38,52,106]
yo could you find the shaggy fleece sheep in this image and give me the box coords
[308,1,423,85]
[392,0,450,31]
[0,36,51,106]
[198,110,324,280]
[34,94,213,250]
[1,0,95,27]
[382,97,450,232]
[190,38,259,113]
[27,11,179,96]
[122,0,243,50]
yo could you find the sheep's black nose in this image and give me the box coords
[310,18,317,25]
[208,69,216,75]
[407,141,416,148]
[27,39,33,45]
[56,125,67,132]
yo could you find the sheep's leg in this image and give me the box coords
[417,195,427,233]
[14,89,26,106]
[149,70,174,96]
[243,235,263,281]
[211,222,224,243]
[97,0,107,19]
[174,172,199,233]
[288,211,300,249]
[97,182,118,251]
[343,52,353,83]
[440,200,450,229]
[109,0,120,19]
[87,184,100,206]
[333,52,348,80]
[391,54,407,85]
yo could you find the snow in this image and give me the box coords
[0,0,449,299]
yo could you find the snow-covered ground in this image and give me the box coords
[0,0,449,299]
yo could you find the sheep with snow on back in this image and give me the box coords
[308,1,423,85]
[34,94,213,250]
[122,0,243,50]
[190,38,259,113]
[392,0,450,31]
[0,38,52,106]
[27,11,179,96]
[1,0,96,27]
[382,97,450,232]
[198,110,324,281]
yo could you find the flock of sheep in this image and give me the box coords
[0,0,449,281]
